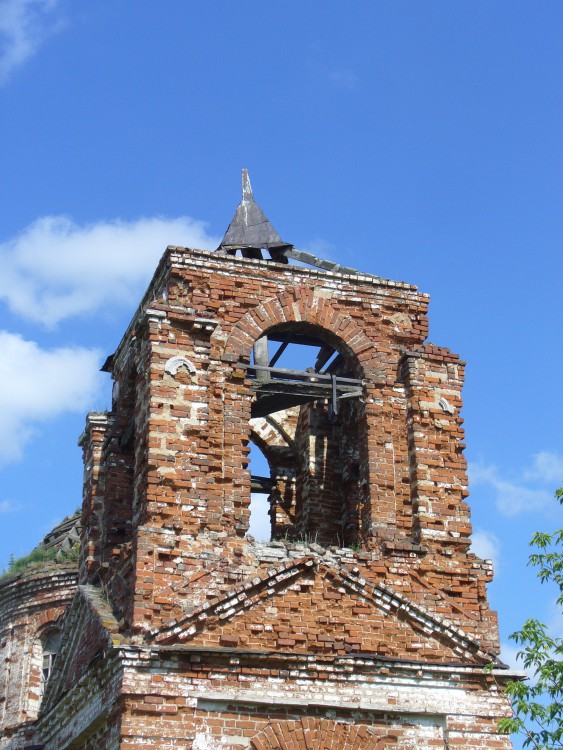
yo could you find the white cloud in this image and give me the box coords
[471,529,501,571]
[0,499,19,513]
[0,0,64,86]
[469,454,561,517]
[525,452,563,485]
[0,215,220,326]
[0,331,102,465]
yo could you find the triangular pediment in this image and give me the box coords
[41,585,125,712]
[153,557,495,666]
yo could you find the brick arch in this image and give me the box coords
[250,415,295,457]
[35,608,66,633]
[250,719,396,750]
[249,425,295,474]
[249,415,298,539]
[216,289,383,378]
[213,288,388,546]
[26,610,65,719]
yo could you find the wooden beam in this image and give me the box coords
[245,363,362,386]
[269,336,291,367]
[315,344,336,372]
[251,475,275,493]
[253,336,270,382]
[250,379,363,418]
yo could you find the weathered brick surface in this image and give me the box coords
[0,565,77,745]
[6,643,513,749]
[78,249,478,634]
[1,245,515,749]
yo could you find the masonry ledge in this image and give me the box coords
[168,246,423,294]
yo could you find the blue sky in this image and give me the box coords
[0,1,562,742]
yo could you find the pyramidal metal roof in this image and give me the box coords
[217,170,292,260]
[216,170,361,276]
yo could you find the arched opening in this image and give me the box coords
[41,629,61,686]
[247,416,299,542]
[27,625,62,719]
[248,441,272,542]
[246,324,365,548]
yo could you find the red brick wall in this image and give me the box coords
[56,247,511,749]
[0,566,76,740]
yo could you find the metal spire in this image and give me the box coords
[217,169,292,260]
[242,168,253,200]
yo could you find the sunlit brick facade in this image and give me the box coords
[1,181,515,748]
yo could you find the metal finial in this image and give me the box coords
[217,170,291,259]
[242,169,253,199]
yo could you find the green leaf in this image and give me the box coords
[500,487,563,748]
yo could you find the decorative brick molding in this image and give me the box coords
[250,718,396,750]
[218,288,384,378]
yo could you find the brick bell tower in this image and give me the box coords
[31,173,515,750]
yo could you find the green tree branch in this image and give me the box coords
[501,487,563,749]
